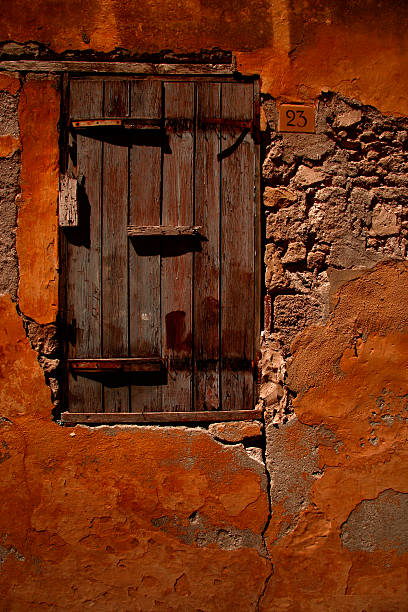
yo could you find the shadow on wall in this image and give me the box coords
[109,0,274,51]
[287,0,408,53]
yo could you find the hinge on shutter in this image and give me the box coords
[59,175,78,227]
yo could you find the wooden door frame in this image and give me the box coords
[55,66,262,424]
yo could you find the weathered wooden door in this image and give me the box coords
[60,76,260,423]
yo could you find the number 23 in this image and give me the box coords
[286,109,307,128]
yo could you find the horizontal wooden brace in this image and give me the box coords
[71,118,162,129]
[128,225,202,237]
[61,409,264,424]
[71,118,254,132]
[69,358,164,373]
[0,61,235,74]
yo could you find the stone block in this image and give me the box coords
[263,186,297,209]
[334,109,362,128]
[369,204,399,236]
[374,186,408,201]
[281,133,335,163]
[265,243,289,292]
[259,343,285,384]
[25,321,59,355]
[282,241,306,264]
[349,187,374,208]
[273,294,323,349]
[259,380,284,406]
[208,421,263,444]
[307,249,326,271]
[266,203,306,242]
[328,241,381,269]
[0,92,19,139]
[294,165,326,187]
[315,186,346,201]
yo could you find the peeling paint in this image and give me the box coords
[341,489,408,554]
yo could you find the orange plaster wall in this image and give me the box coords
[17,77,59,323]
[1,0,408,114]
[0,1,407,609]
[0,300,270,611]
[260,262,408,611]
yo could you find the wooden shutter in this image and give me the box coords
[61,76,261,424]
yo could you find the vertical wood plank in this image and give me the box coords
[67,79,103,413]
[162,82,195,411]
[221,82,255,411]
[102,80,130,412]
[194,83,221,410]
[253,80,262,405]
[129,80,162,412]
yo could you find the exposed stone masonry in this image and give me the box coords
[259,92,408,423]
[0,86,19,299]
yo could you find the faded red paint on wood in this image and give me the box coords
[161,82,194,412]
[194,82,221,410]
[221,82,255,411]
[67,79,103,413]
[129,79,162,412]
[102,80,130,413]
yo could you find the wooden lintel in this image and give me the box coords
[71,118,162,129]
[61,409,264,424]
[69,358,164,373]
[128,225,203,237]
[0,60,235,74]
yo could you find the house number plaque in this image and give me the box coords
[278,104,315,133]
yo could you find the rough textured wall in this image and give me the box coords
[0,303,270,610]
[255,95,408,610]
[0,0,408,610]
[260,93,408,414]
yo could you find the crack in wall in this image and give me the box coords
[255,411,274,610]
